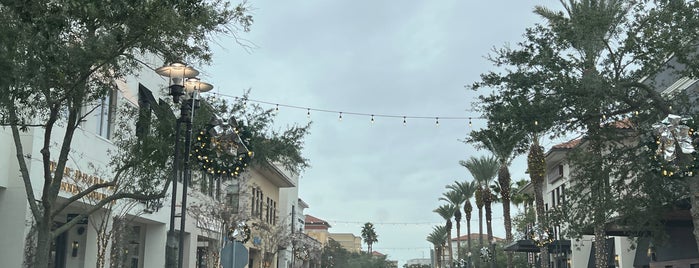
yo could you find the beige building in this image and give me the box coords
[304,215,331,247]
[328,233,362,253]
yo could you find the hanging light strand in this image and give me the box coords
[211,92,484,123]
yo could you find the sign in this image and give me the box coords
[221,241,248,268]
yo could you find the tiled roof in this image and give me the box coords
[551,139,581,149]
[607,118,634,129]
[304,214,331,227]
[372,251,385,256]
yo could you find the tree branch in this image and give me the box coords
[51,184,169,238]
[7,96,42,221]
[50,160,136,217]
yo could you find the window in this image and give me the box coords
[95,88,116,139]
[558,164,564,176]
[265,197,277,225]
[251,187,264,218]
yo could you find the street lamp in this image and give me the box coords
[157,62,213,268]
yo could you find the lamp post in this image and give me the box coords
[157,62,213,268]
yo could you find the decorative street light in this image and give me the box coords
[157,62,213,268]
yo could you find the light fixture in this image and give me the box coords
[155,62,199,103]
[184,77,214,93]
[71,241,79,257]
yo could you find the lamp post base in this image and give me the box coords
[166,230,179,267]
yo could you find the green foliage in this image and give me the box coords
[462,243,530,268]
[205,92,311,174]
[361,222,379,253]
[0,1,255,267]
[321,239,394,268]
[472,0,699,253]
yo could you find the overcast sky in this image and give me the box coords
[203,0,569,265]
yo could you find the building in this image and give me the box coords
[304,215,332,247]
[328,233,362,253]
[0,57,303,268]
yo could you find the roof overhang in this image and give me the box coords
[256,161,296,188]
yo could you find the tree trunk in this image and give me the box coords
[690,176,699,256]
[32,220,52,268]
[500,166,513,268]
[534,179,549,268]
[447,224,454,268]
[466,219,471,254]
[594,225,607,268]
[478,208,483,248]
[485,201,494,268]
[456,221,461,264]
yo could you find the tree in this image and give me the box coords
[448,180,477,262]
[361,222,379,255]
[0,1,254,267]
[467,124,528,268]
[461,155,499,265]
[471,1,699,266]
[439,189,466,264]
[433,204,457,267]
[426,225,448,268]
[528,137,550,267]
[322,238,394,268]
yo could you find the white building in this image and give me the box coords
[0,56,299,268]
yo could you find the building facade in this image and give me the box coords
[0,57,300,268]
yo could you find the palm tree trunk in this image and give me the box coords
[456,221,462,265]
[485,200,494,268]
[466,219,472,267]
[447,226,454,268]
[478,207,483,248]
[689,176,699,255]
[499,166,513,268]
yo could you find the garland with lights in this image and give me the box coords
[647,114,699,179]
[529,224,553,247]
[227,222,251,243]
[192,120,254,177]
[479,247,492,262]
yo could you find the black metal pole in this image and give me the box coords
[178,99,194,268]
[166,117,182,267]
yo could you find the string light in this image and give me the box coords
[211,92,484,125]
[435,117,439,127]
[403,116,407,126]
[371,115,375,124]
[534,120,539,126]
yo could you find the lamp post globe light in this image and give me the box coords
[156,62,213,268]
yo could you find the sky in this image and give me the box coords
[202,0,569,265]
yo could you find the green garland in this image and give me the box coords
[192,122,253,177]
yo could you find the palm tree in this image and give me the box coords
[511,179,534,213]
[440,189,466,264]
[434,204,457,267]
[427,225,448,268]
[448,180,477,262]
[361,222,378,254]
[461,156,499,265]
[534,2,628,268]
[468,125,527,268]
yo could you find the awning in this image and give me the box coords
[503,239,571,253]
